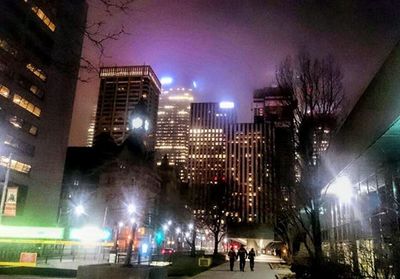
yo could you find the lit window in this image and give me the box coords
[0,156,31,174]
[26,64,47,81]
[13,94,41,117]
[31,6,56,32]
[29,125,38,136]
[0,85,10,98]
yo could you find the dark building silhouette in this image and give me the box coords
[0,0,87,226]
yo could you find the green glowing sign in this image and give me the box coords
[0,226,64,239]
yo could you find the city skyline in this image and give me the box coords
[69,0,400,147]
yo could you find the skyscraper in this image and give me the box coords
[86,105,97,147]
[252,87,295,206]
[0,0,87,225]
[155,87,194,182]
[188,102,236,207]
[226,123,274,225]
[94,66,161,149]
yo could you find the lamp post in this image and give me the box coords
[0,153,12,224]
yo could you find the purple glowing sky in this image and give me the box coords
[69,0,400,146]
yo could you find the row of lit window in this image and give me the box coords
[31,6,56,32]
[0,156,31,174]
[1,85,42,117]
[26,64,47,82]
[8,115,38,136]
[13,94,41,117]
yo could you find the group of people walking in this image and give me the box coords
[228,245,256,272]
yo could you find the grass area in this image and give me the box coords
[167,253,226,277]
[0,267,77,277]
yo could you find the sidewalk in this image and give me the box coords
[192,261,279,279]
[189,254,292,279]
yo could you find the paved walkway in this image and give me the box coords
[192,255,286,279]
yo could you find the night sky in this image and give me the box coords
[69,0,400,146]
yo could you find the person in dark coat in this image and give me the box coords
[228,247,237,271]
[248,248,256,271]
[237,244,248,271]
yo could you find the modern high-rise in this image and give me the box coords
[253,87,295,203]
[226,123,274,225]
[155,87,194,182]
[94,66,161,149]
[86,105,97,147]
[188,102,236,207]
[0,0,87,226]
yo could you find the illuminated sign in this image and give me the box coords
[219,101,235,109]
[0,226,64,239]
[69,226,111,242]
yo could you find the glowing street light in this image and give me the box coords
[327,176,353,203]
[127,204,136,214]
[188,223,194,230]
[131,117,143,129]
[167,220,172,226]
[175,227,181,234]
[74,204,85,216]
[118,221,124,228]
[162,224,168,231]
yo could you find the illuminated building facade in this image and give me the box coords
[0,0,87,225]
[226,123,274,225]
[188,102,236,207]
[155,88,194,182]
[86,105,97,147]
[94,66,161,149]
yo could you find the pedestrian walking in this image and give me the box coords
[237,244,248,272]
[248,248,256,271]
[228,247,237,271]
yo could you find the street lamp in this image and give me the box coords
[0,153,12,224]
[167,220,172,226]
[74,204,85,216]
[128,204,136,214]
[326,176,353,203]
[188,223,194,230]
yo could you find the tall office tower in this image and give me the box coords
[0,0,87,226]
[252,87,295,203]
[188,102,236,208]
[94,66,161,150]
[86,105,97,147]
[155,88,194,182]
[226,123,274,224]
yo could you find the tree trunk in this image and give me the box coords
[310,204,323,265]
[190,229,196,257]
[213,231,219,255]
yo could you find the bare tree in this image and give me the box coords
[275,51,344,268]
[194,178,230,256]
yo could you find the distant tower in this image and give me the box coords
[155,87,194,182]
[94,66,161,150]
[188,102,236,208]
[226,123,274,224]
[86,105,97,147]
[252,87,295,205]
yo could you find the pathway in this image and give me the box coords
[192,255,286,279]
